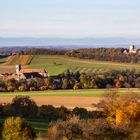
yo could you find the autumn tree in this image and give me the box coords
[47,116,83,140]
[2,117,36,140]
[10,96,38,117]
[96,91,140,125]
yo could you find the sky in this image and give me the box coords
[0,0,140,38]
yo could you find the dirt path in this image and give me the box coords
[0,96,101,110]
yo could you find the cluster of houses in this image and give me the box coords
[123,45,140,54]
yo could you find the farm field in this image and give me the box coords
[6,55,33,65]
[1,55,140,75]
[0,88,139,109]
[29,55,140,75]
[0,88,139,97]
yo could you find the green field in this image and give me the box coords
[28,55,140,75]
[0,88,140,97]
[28,120,48,133]
[1,55,140,75]
[0,57,8,64]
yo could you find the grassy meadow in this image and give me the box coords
[0,88,140,97]
[28,55,140,75]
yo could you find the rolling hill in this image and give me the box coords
[28,55,140,75]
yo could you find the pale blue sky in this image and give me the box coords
[0,0,140,38]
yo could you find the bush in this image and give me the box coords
[38,105,60,121]
[18,85,26,92]
[47,116,83,140]
[29,87,36,91]
[39,86,47,91]
[56,106,71,120]
[72,107,89,119]
[2,117,36,140]
[46,117,130,140]
[7,86,15,92]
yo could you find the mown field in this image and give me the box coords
[28,55,140,75]
[0,88,139,97]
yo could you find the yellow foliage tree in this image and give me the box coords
[97,92,140,125]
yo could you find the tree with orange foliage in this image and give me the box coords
[96,90,140,125]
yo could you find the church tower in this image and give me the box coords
[16,65,21,75]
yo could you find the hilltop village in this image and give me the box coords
[123,45,140,54]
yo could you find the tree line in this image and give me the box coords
[1,69,140,92]
[3,47,140,64]
[26,48,67,55]
[66,48,140,63]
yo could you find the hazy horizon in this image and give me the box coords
[0,37,140,48]
[1,0,140,38]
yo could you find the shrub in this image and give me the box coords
[39,86,47,91]
[7,86,15,92]
[72,107,89,119]
[38,105,60,121]
[18,85,26,92]
[47,116,83,140]
[57,106,71,120]
[29,87,36,91]
[2,117,36,140]
[46,117,130,140]
[2,103,11,116]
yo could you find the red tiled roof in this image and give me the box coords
[20,69,47,73]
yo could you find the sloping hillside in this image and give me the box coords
[6,55,33,65]
[28,55,140,75]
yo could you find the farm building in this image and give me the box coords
[16,65,48,80]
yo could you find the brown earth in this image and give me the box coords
[6,55,33,65]
[0,96,101,110]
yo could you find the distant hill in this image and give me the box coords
[0,37,140,48]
